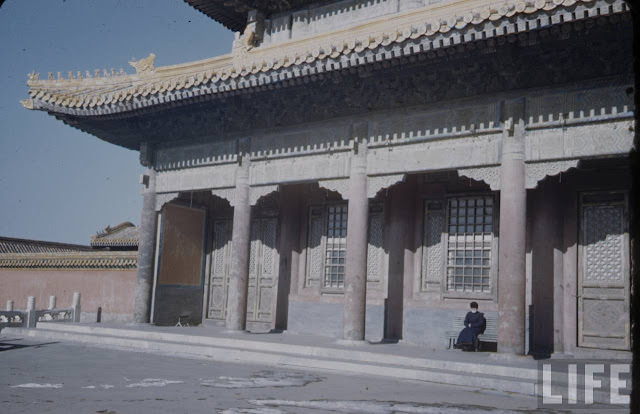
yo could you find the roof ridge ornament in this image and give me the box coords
[93,221,136,238]
[20,99,34,110]
[128,53,156,76]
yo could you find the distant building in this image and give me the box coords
[0,223,139,322]
[21,0,633,356]
[90,222,139,250]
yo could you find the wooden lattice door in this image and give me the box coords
[578,192,630,350]
[207,219,232,321]
[246,216,279,332]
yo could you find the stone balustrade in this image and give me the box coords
[0,292,81,331]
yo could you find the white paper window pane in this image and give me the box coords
[446,195,494,293]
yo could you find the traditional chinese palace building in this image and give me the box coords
[21,0,633,356]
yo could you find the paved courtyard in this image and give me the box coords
[0,336,625,414]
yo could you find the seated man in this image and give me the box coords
[454,302,486,351]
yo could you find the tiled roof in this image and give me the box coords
[0,251,138,270]
[22,0,625,120]
[0,237,93,254]
[90,222,139,247]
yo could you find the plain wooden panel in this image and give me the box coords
[157,203,205,286]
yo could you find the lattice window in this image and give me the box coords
[446,196,493,293]
[304,207,325,288]
[306,203,386,292]
[421,201,445,292]
[324,204,348,289]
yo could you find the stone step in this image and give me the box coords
[3,324,539,396]
[38,322,540,380]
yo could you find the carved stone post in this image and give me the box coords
[72,292,81,323]
[497,102,527,354]
[226,159,252,331]
[26,296,36,328]
[48,295,56,310]
[133,167,158,323]
[343,143,369,341]
[6,300,13,311]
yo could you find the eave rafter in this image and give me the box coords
[22,0,629,121]
[183,0,319,31]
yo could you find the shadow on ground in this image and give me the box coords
[0,340,58,352]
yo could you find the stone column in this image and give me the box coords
[226,160,252,331]
[133,168,158,323]
[549,182,565,354]
[275,186,301,331]
[343,147,369,341]
[6,300,13,311]
[497,106,527,354]
[48,295,56,310]
[561,189,578,354]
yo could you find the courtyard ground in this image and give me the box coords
[0,335,626,414]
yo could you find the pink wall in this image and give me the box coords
[0,269,136,322]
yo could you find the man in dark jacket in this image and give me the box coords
[454,302,486,351]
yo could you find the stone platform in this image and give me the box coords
[2,321,547,397]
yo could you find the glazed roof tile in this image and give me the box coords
[0,237,93,254]
[0,251,138,270]
[90,222,140,247]
[22,0,627,118]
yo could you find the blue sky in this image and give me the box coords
[0,0,234,244]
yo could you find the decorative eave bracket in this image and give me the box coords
[525,159,579,189]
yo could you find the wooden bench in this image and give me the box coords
[446,315,498,351]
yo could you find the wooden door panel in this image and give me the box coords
[246,217,279,330]
[153,203,207,326]
[578,194,629,350]
[207,220,232,320]
[246,220,261,322]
